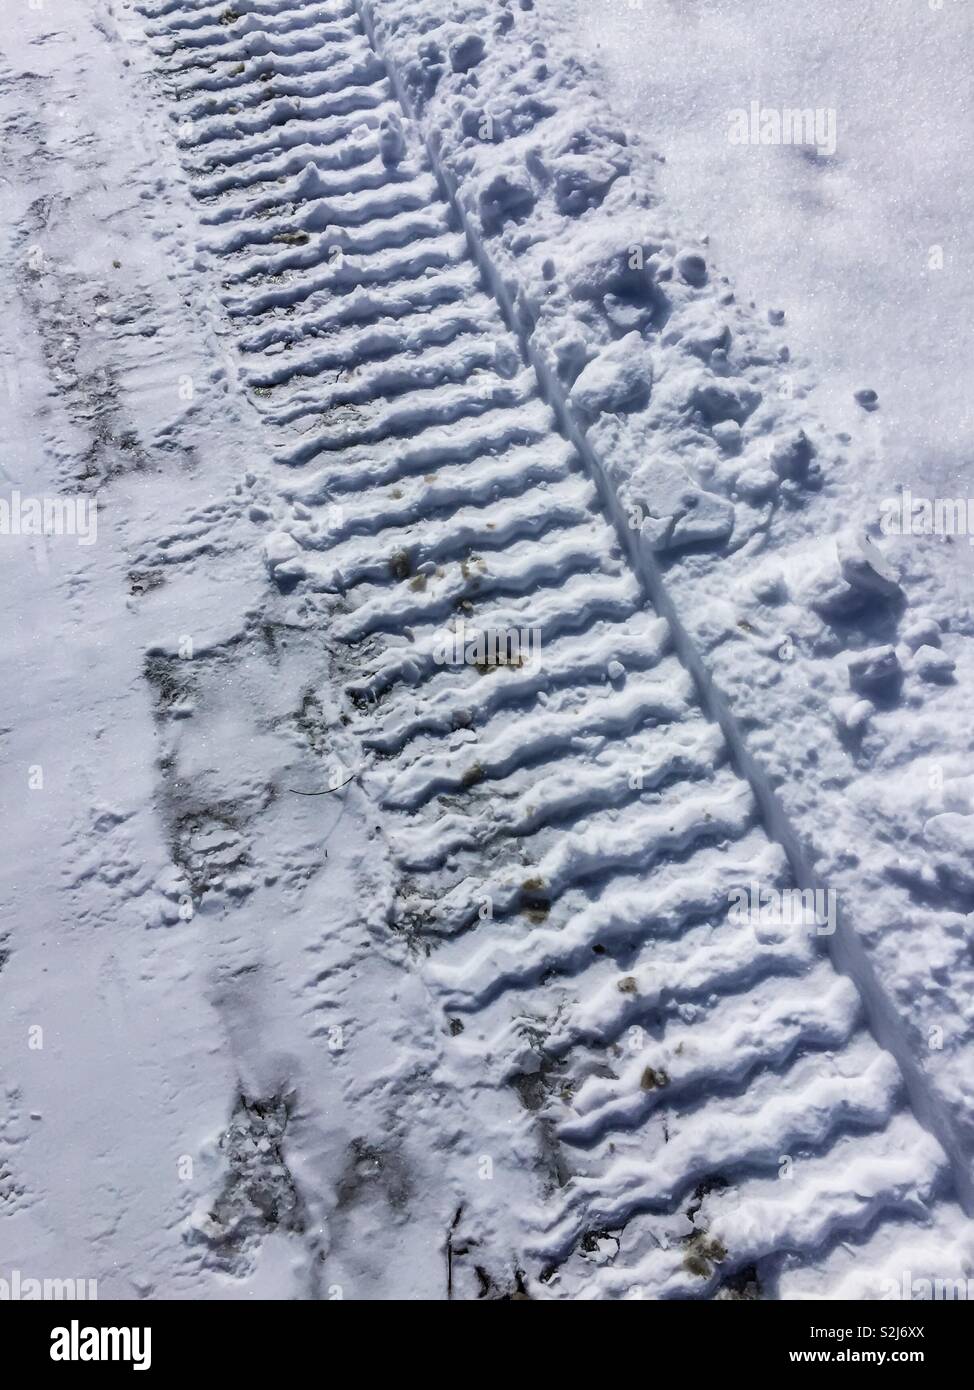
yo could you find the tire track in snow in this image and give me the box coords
[131,0,968,1298]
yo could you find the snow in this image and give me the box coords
[550,0,974,534]
[1,0,973,1302]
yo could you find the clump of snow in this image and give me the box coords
[912,644,956,684]
[449,31,485,73]
[675,248,708,287]
[569,331,652,422]
[848,644,901,696]
[378,111,406,166]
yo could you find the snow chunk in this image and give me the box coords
[807,533,902,618]
[903,618,941,651]
[670,490,736,547]
[262,530,305,580]
[378,112,406,166]
[830,696,874,733]
[912,644,956,683]
[449,32,485,73]
[735,465,778,503]
[712,419,742,453]
[837,532,902,603]
[569,331,652,422]
[675,248,708,286]
[769,429,815,482]
[633,456,735,551]
[848,644,901,694]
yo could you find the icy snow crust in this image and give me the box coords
[0,0,971,1300]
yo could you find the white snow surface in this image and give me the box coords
[547,0,974,518]
[1,0,973,1301]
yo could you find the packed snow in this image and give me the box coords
[1,0,973,1302]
